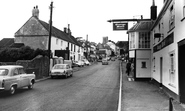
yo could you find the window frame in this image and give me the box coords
[169,51,175,86]
[139,32,150,49]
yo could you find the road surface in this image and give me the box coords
[0,60,120,111]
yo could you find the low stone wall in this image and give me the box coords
[0,55,49,80]
[16,55,49,79]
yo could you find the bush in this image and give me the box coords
[0,46,48,62]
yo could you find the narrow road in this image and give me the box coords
[0,60,120,111]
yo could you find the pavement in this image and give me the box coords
[121,61,185,111]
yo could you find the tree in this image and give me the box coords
[0,46,49,62]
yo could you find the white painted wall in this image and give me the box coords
[129,50,135,58]
[136,50,151,78]
[150,0,185,95]
[50,36,68,57]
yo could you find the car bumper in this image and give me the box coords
[0,87,5,91]
[102,62,108,64]
[50,73,66,76]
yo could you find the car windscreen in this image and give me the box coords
[0,69,9,76]
[53,65,65,69]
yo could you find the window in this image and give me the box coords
[141,61,147,68]
[139,32,150,48]
[13,69,19,76]
[169,2,175,30]
[0,69,8,76]
[183,0,185,18]
[169,52,175,85]
[130,32,135,49]
[19,68,25,74]
[74,45,76,52]
[56,39,59,45]
[61,40,63,46]
[71,44,73,51]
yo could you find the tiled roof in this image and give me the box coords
[38,19,80,46]
[10,43,25,48]
[0,38,14,48]
[70,36,81,47]
[127,21,153,32]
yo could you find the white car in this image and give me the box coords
[82,59,91,65]
[50,64,73,78]
[0,65,35,95]
[75,60,85,67]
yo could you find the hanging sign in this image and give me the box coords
[113,22,128,30]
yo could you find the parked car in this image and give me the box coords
[72,62,79,68]
[107,57,111,61]
[82,59,91,65]
[75,60,85,67]
[0,65,35,95]
[102,58,108,65]
[111,57,116,61]
[50,64,73,78]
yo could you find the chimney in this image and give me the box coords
[150,0,157,20]
[32,6,35,16]
[32,5,39,18]
[67,24,71,35]
[64,27,67,33]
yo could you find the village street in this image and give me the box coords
[0,61,120,111]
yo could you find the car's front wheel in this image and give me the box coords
[28,82,34,89]
[65,73,68,79]
[71,71,73,77]
[51,75,54,79]
[9,86,16,95]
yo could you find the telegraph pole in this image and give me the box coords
[48,1,53,74]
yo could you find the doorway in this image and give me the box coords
[160,57,163,87]
[178,39,185,103]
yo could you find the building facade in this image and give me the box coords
[14,6,83,62]
[151,0,185,103]
[128,21,153,79]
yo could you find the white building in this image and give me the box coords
[14,6,83,62]
[151,0,185,103]
[127,0,157,80]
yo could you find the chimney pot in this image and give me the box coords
[64,27,67,33]
[32,5,39,18]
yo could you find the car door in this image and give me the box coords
[18,68,29,87]
[12,68,22,88]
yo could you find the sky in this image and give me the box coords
[0,0,163,44]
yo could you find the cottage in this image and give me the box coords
[14,6,83,61]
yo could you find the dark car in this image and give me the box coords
[102,58,108,65]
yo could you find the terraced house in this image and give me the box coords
[14,6,83,62]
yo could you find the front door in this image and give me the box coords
[178,40,185,103]
[160,57,163,87]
